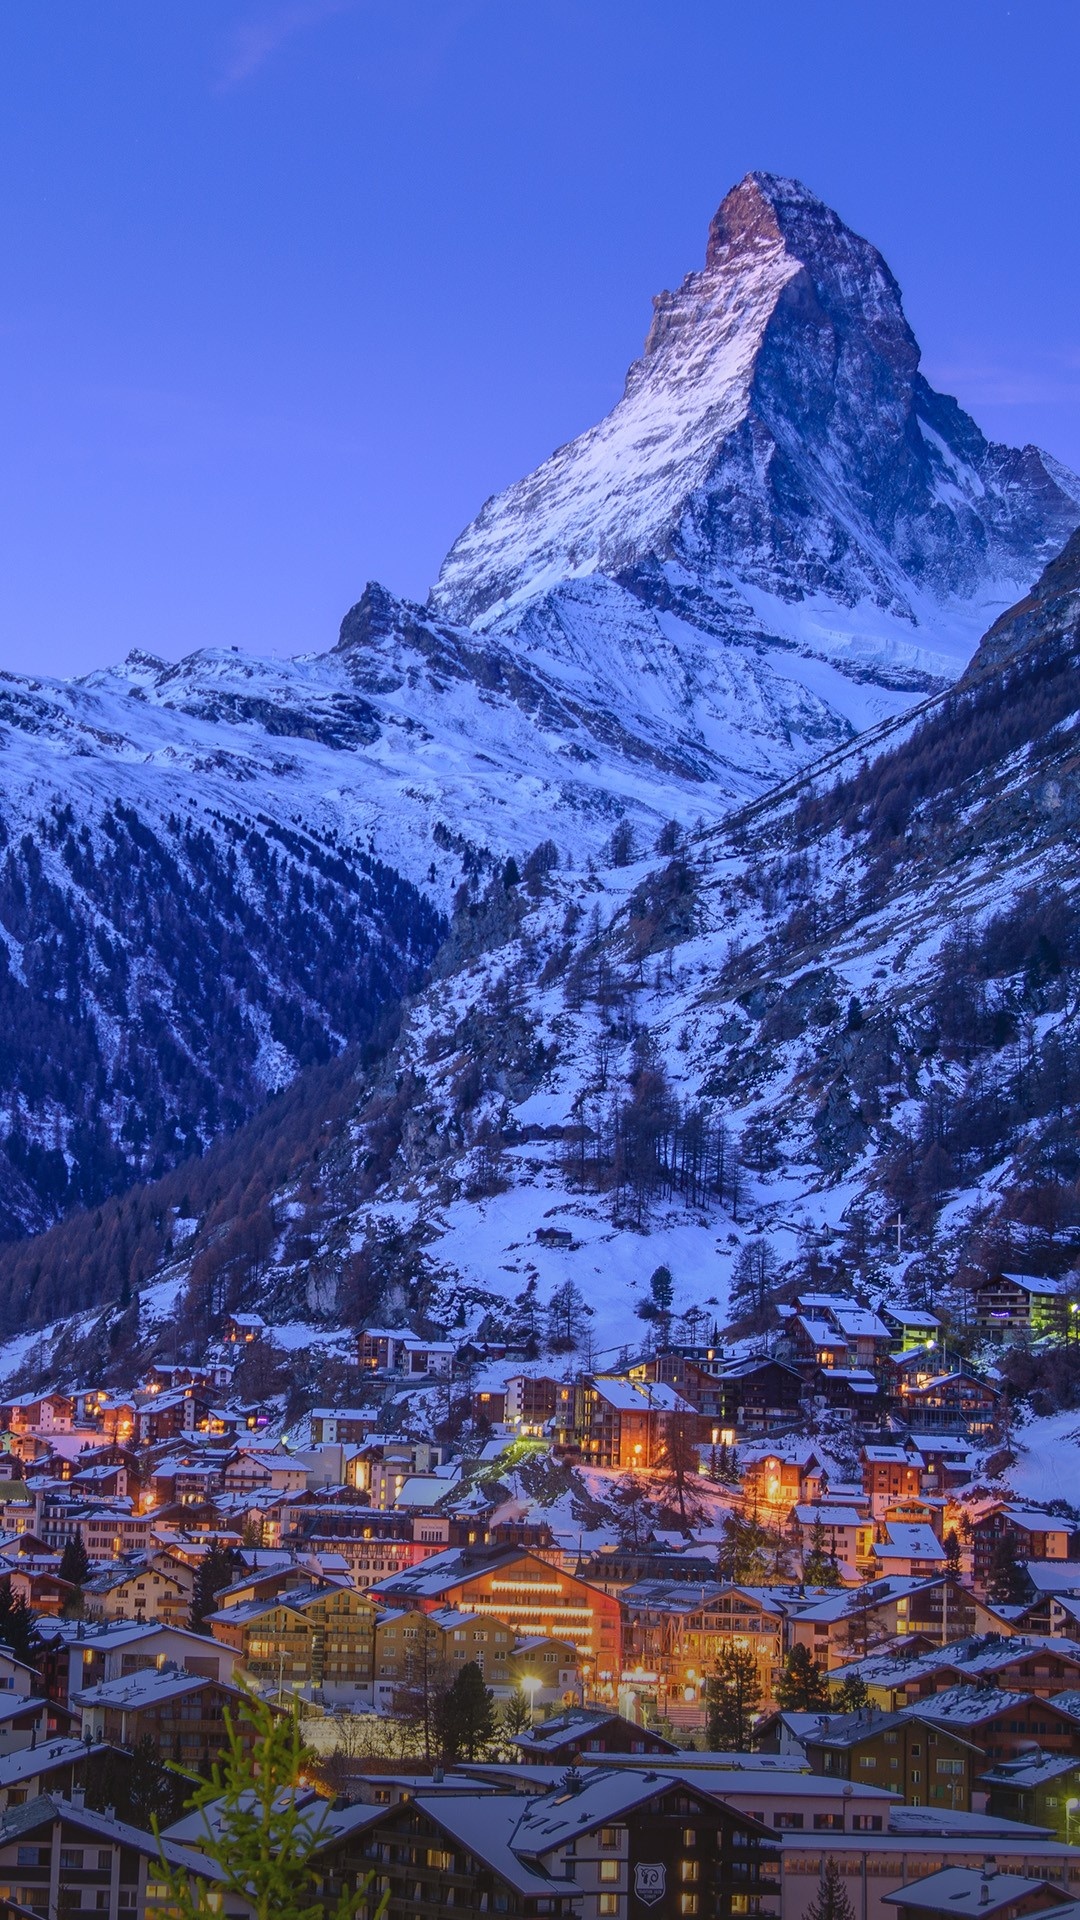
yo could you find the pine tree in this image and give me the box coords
[0,1578,41,1668]
[59,1534,92,1589]
[658,1411,706,1529]
[803,1521,843,1588]
[986,1530,1030,1606]
[802,1857,856,1920]
[717,1512,772,1585]
[705,1644,762,1751]
[189,1540,236,1636]
[776,1644,831,1712]
[499,1688,534,1742]
[729,1239,779,1329]
[546,1281,592,1354]
[509,1275,542,1358]
[833,1674,869,1712]
[610,1472,658,1550]
[435,1661,496,1763]
[151,1688,386,1919]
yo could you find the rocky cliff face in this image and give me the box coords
[433,173,1080,695]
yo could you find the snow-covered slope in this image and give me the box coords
[434,171,1080,699]
[12,528,1080,1371]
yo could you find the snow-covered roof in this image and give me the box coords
[995,1273,1070,1295]
[863,1446,925,1466]
[831,1307,890,1340]
[874,1524,945,1560]
[794,1505,864,1527]
[883,1869,1060,1917]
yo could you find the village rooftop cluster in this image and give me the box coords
[0,1271,1075,1915]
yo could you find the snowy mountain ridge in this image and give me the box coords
[433,171,1080,701]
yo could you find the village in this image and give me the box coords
[0,1270,1075,1913]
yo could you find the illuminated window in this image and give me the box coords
[599,1862,619,1883]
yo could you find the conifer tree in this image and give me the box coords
[802,1521,843,1588]
[705,1644,762,1751]
[986,1530,1030,1606]
[152,1688,385,1919]
[833,1674,869,1712]
[803,1858,856,1920]
[0,1578,41,1668]
[435,1661,496,1763]
[776,1644,831,1711]
[189,1540,237,1637]
[59,1534,92,1590]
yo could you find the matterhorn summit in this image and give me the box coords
[432,172,1080,714]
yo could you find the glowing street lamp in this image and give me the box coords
[522,1674,541,1725]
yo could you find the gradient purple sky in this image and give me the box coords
[1,0,1078,678]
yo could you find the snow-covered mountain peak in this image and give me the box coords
[431,172,1080,698]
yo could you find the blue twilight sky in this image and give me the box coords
[1,0,1078,679]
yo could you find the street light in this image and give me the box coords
[522,1675,541,1725]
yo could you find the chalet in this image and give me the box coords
[471,1385,507,1426]
[973,1272,1077,1341]
[554,1374,705,1470]
[898,1365,1001,1437]
[307,1408,379,1446]
[619,1580,787,1714]
[75,1507,153,1561]
[794,1503,873,1576]
[883,1307,943,1352]
[74,1664,251,1766]
[0,1736,109,1814]
[357,1329,454,1376]
[221,1449,308,1497]
[704,1355,805,1432]
[780,1825,1080,1920]
[804,1708,981,1809]
[789,1294,892,1371]
[971,1506,1071,1586]
[862,1445,926,1518]
[505,1375,559,1433]
[0,1795,233,1920]
[0,1394,73,1436]
[209,1584,378,1699]
[369,1544,623,1689]
[787,1576,1002,1671]
[901,1685,1080,1763]
[512,1706,679,1761]
[814,1366,883,1417]
[342,1771,777,1920]
[223,1311,265,1344]
[883,1865,1075,1920]
[507,1635,580,1709]
[39,1617,240,1707]
[740,1439,824,1515]
[980,1750,1080,1840]
[871,1523,948,1579]
[374,1605,516,1707]
[82,1561,189,1627]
